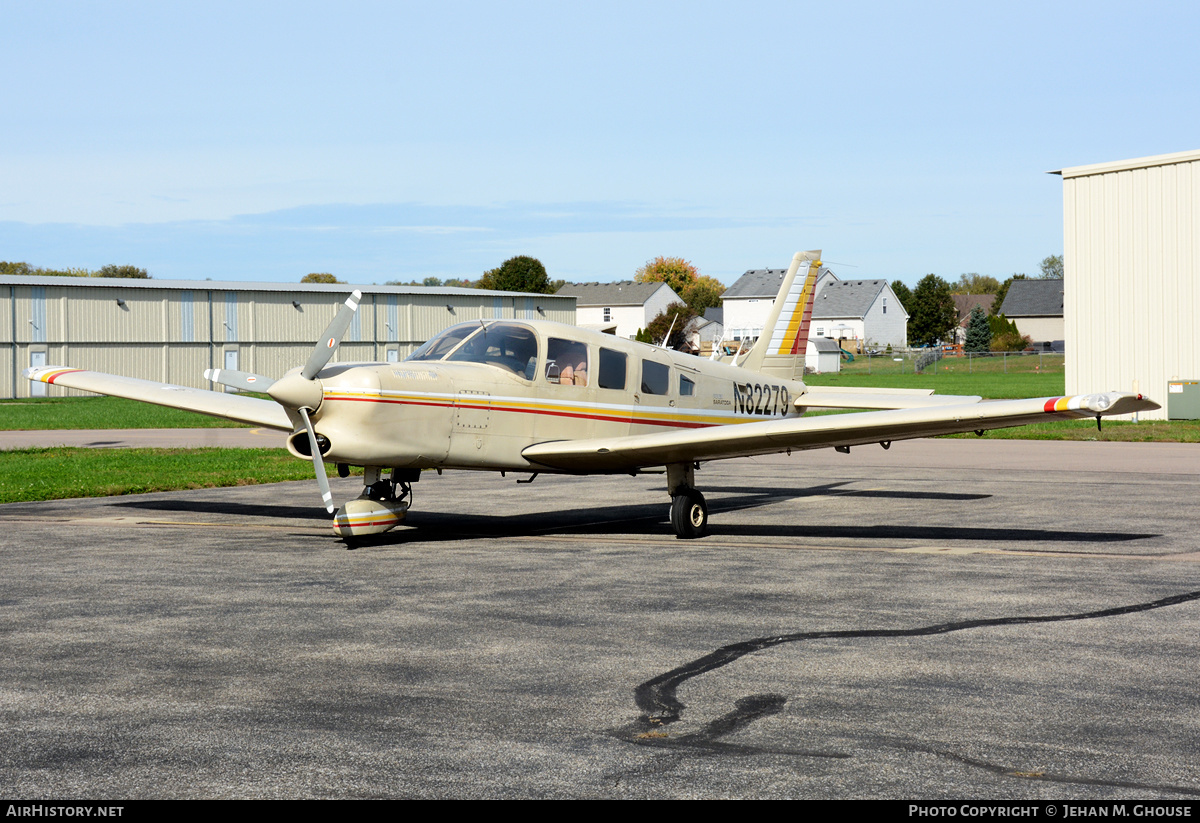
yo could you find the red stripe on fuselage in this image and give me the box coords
[323,394,731,429]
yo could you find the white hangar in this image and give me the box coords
[1054,149,1200,420]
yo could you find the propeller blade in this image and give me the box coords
[298,407,335,513]
[302,290,363,380]
[204,368,276,392]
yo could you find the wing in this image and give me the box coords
[522,392,1159,472]
[25,366,292,430]
[794,385,982,410]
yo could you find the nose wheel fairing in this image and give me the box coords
[333,497,409,537]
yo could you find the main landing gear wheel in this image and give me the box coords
[670,489,708,539]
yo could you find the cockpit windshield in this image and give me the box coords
[406,323,477,362]
[406,321,539,380]
[447,323,538,378]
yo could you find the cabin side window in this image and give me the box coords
[679,374,695,396]
[546,338,589,386]
[641,360,670,395]
[597,348,626,390]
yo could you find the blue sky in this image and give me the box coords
[2,1,1197,287]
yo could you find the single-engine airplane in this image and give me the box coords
[26,250,1158,541]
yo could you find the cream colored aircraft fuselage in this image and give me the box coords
[303,321,801,473]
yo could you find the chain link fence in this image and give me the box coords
[832,350,1065,376]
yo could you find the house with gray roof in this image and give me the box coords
[997,279,1064,346]
[721,266,839,341]
[555,281,681,339]
[810,279,909,351]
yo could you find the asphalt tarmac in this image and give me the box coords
[2,439,1199,799]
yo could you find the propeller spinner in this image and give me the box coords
[206,290,363,513]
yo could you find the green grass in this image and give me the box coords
[950,418,1200,443]
[0,396,252,430]
[0,447,352,504]
[807,351,1067,399]
[804,370,1066,399]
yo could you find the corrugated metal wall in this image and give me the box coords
[2,282,576,398]
[1062,151,1200,420]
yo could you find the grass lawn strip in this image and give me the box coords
[0,447,361,504]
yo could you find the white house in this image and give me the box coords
[810,279,909,352]
[722,268,908,351]
[555,281,682,339]
[721,266,839,341]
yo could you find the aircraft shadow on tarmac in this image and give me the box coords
[114,480,1159,547]
[118,499,333,521]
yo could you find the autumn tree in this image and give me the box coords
[477,256,553,293]
[681,275,724,312]
[906,274,956,347]
[301,272,343,284]
[634,256,699,297]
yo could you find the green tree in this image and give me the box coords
[301,272,343,283]
[680,275,724,312]
[634,256,699,297]
[476,256,553,293]
[907,274,956,347]
[890,280,912,314]
[0,261,34,275]
[964,305,991,352]
[97,264,150,279]
[988,314,1029,351]
[644,302,698,351]
[1039,254,1063,279]
[951,273,1001,295]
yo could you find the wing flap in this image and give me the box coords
[522,392,1159,472]
[25,367,292,430]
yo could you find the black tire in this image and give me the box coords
[670,489,708,539]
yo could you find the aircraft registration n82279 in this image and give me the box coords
[26,251,1158,541]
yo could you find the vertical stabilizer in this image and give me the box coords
[739,250,822,374]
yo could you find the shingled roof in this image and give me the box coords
[555,281,677,307]
[723,266,835,299]
[812,279,888,319]
[998,279,1063,317]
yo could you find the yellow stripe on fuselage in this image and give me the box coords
[322,389,780,429]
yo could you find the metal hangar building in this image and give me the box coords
[1054,149,1200,420]
[2,277,576,399]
